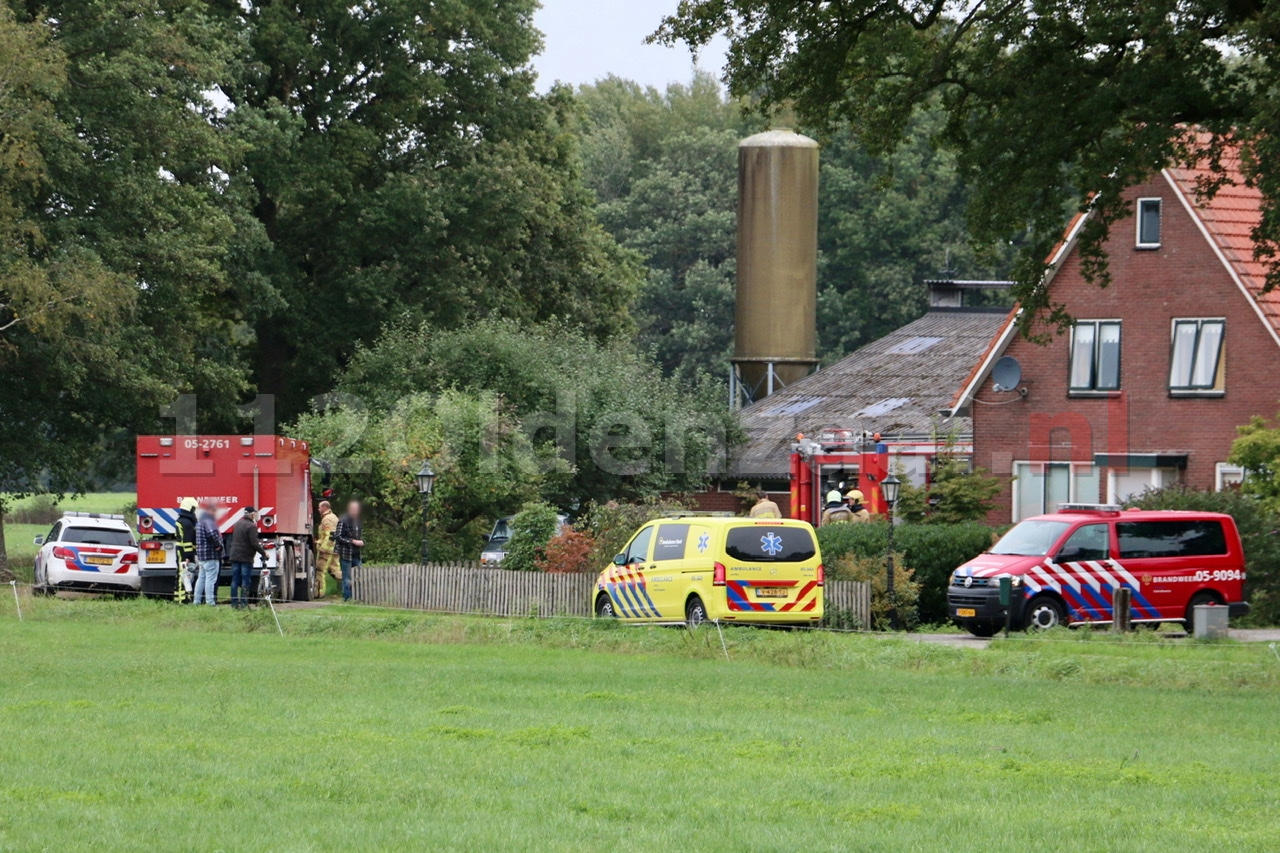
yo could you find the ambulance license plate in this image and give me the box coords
[956,608,977,618]
[756,588,788,599]
[147,551,168,564]
[84,556,113,566]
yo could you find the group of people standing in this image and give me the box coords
[747,487,871,526]
[169,497,365,606]
[821,488,871,525]
[316,499,364,601]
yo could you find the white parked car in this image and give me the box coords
[32,512,140,595]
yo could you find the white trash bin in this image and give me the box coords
[1193,604,1229,639]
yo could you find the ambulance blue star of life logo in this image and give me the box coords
[697,532,710,553]
[760,532,784,556]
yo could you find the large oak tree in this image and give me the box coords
[213,0,641,417]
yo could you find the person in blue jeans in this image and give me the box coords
[194,501,225,606]
[228,507,267,608]
[334,500,364,601]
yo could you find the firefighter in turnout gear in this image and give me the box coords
[316,500,340,598]
[749,489,781,519]
[175,497,198,602]
[844,490,871,523]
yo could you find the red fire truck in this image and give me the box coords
[788,430,974,524]
[135,435,318,601]
[789,431,890,524]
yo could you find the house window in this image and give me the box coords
[1013,463,1100,521]
[1169,319,1225,393]
[1215,463,1244,491]
[1108,468,1180,504]
[1069,321,1121,392]
[1136,198,1162,248]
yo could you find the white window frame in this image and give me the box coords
[1136,197,1162,249]
[1068,319,1122,394]
[1011,462,1098,522]
[1106,467,1180,504]
[1169,317,1225,395]
[1215,463,1245,491]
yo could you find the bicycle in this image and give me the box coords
[256,565,277,603]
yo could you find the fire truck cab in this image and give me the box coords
[135,435,317,601]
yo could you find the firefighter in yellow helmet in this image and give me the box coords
[821,492,854,525]
[315,500,340,598]
[845,489,872,523]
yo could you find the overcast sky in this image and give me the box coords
[532,0,729,91]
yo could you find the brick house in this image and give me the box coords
[948,152,1280,523]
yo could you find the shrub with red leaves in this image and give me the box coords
[537,526,600,573]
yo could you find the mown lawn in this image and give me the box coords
[0,598,1277,851]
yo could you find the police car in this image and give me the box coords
[32,512,140,595]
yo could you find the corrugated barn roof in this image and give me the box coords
[730,309,1010,478]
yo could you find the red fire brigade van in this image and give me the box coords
[135,435,317,601]
[949,505,1249,636]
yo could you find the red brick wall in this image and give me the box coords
[974,174,1280,523]
[683,487,792,517]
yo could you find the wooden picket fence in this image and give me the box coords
[823,578,873,629]
[352,562,870,628]
[353,563,596,618]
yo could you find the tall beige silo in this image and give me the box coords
[733,129,819,402]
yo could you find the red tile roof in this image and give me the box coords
[1165,152,1280,338]
[949,147,1280,415]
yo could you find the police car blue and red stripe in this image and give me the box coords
[32,513,140,595]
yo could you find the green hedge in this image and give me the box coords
[817,522,997,623]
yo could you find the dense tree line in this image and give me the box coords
[0,1,639,533]
[294,319,735,561]
[571,73,1009,382]
[656,0,1280,338]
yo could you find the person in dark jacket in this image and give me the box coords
[334,500,364,602]
[229,507,267,609]
[174,498,198,603]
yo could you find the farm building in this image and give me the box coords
[693,283,1011,516]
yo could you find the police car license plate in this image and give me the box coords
[146,551,167,564]
[756,588,788,599]
[956,608,976,618]
[83,556,113,566]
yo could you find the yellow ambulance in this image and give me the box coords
[592,516,824,626]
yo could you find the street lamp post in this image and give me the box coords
[881,474,902,630]
[415,460,436,565]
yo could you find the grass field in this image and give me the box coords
[2,493,134,577]
[3,525,45,579]
[3,492,133,515]
[0,598,1277,851]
